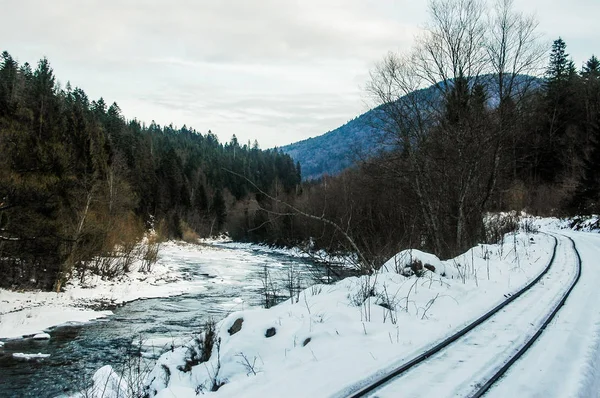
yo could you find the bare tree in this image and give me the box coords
[486,0,546,179]
[414,0,488,92]
[366,0,543,257]
[486,0,545,102]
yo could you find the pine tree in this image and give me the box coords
[0,51,18,115]
[536,38,581,183]
[582,55,600,77]
[546,38,576,85]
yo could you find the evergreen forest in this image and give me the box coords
[0,51,300,290]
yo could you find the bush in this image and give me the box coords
[484,213,518,244]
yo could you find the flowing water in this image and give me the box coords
[0,243,350,398]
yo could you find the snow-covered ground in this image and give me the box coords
[360,233,579,397]
[523,213,600,232]
[89,230,565,398]
[487,230,600,398]
[0,241,231,339]
[6,216,600,398]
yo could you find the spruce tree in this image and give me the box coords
[546,38,576,85]
[537,38,580,183]
[582,55,600,76]
[571,56,600,212]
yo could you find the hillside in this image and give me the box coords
[281,75,541,180]
[280,110,387,180]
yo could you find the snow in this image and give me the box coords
[88,365,129,398]
[486,230,600,398]
[12,352,51,360]
[0,306,112,339]
[32,332,51,340]
[5,216,599,398]
[521,213,600,233]
[0,241,228,340]
[85,231,558,398]
[361,233,579,397]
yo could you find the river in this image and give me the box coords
[0,242,349,398]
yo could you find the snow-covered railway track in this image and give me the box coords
[469,235,582,398]
[346,234,582,398]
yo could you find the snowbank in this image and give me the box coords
[0,241,216,340]
[87,232,553,398]
[12,352,51,360]
[381,249,446,276]
[0,307,112,339]
[521,214,600,233]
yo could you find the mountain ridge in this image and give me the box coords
[280,74,541,180]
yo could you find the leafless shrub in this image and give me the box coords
[484,213,519,244]
[199,319,217,363]
[138,236,160,273]
[520,218,539,234]
[285,262,302,304]
[208,338,225,392]
[348,276,377,322]
[421,271,451,289]
[310,285,323,296]
[378,283,401,324]
[180,221,200,243]
[236,352,261,376]
[401,278,420,313]
[261,265,279,309]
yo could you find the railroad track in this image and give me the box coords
[344,233,581,398]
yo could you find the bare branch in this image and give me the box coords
[224,168,373,272]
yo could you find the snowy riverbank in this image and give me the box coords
[88,230,558,398]
[0,241,235,340]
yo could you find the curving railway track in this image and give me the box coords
[343,233,582,398]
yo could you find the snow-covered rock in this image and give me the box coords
[32,332,51,340]
[89,365,128,397]
[12,352,50,360]
[381,249,445,276]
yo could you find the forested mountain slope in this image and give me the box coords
[280,110,386,180]
[281,75,540,180]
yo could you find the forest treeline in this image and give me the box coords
[238,0,600,269]
[0,51,300,290]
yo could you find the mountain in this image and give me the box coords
[280,110,386,180]
[281,75,541,180]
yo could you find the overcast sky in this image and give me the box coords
[2,0,599,148]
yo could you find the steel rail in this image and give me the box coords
[347,234,560,398]
[469,235,582,397]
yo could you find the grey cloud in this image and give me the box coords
[2,0,598,148]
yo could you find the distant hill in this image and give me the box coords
[280,75,541,180]
[279,110,386,180]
